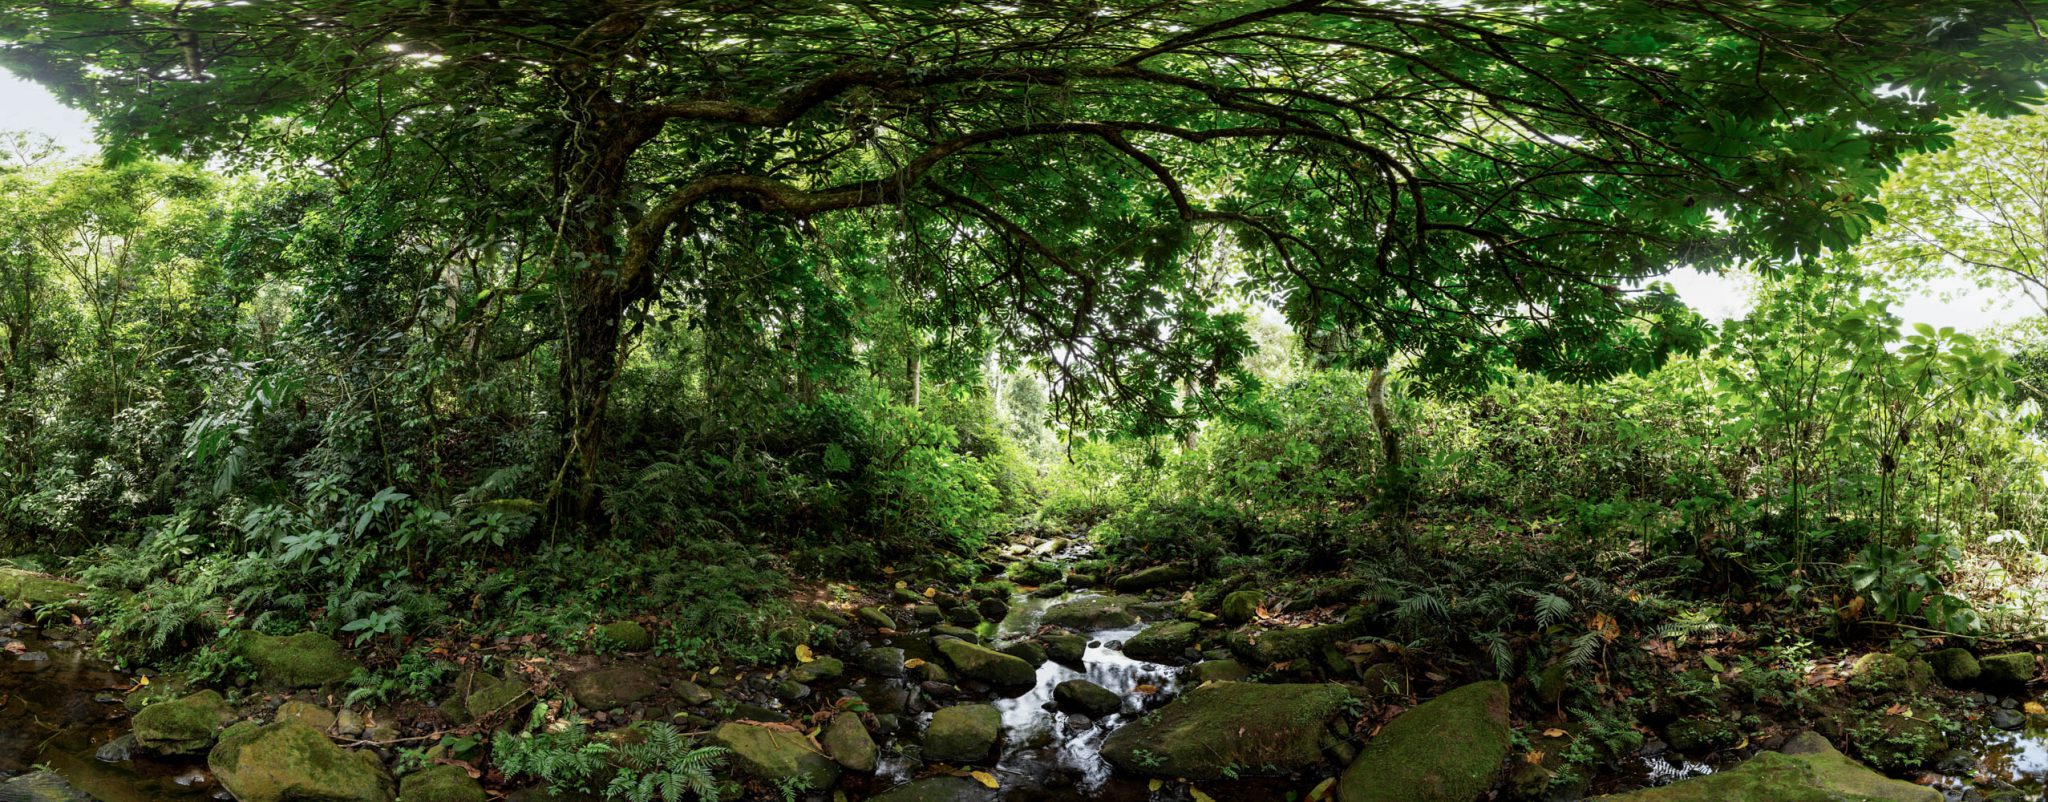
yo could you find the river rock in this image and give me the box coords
[1338,680,1511,802]
[1229,620,1357,665]
[1980,652,2036,687]
[1220,590,1260,625]
[238,631,361,688]
[399,764,486,802]
[95,733,137,763]
[208,720,396,802]
[0,569,84,609]
[1053,679,1122,716]
[1848,653,1928,693]
[596,621,652,652]
[822,713,878,772]
[673,679,716,706]
[132,689,231,754]
[0,771,92,802]
[924,703,1002,763]
[870,776,998,802]
[464,675,532,723]
[789,656,844,683]
[1101,682,1350,779]
[567,666,661,710]
[1591,732,1938,801]
[915,604,945,624]
[858,606,896,629]
[1042,632,1089,664]
[858,646,908,677]
[275,700,337,731]
[1000,641,1047,667]
[936,638,1036,687]
[1188,659,1250,684]
[1122,620,1201,661]
[1042,596,1139,630]
[709,721,841,789]
[1113,564,1194,592]
[977,598,1010,621]
[1927,648,1979,686]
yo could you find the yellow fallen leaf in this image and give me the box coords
[923,586,937,598]
[1307,777,1338,801]
[883,566,896,575]
[1542,728,1568,738]
[2027,701,2047,716]
[1190,789,1216,802]
[1134,684,1159,695]
[1148,779,1163,792]
[904,658,928,669]
[895,580,908,589]
[971,771,998,789]
[796,644,816,663]
[1525,749,1547,764]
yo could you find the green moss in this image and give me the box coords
[1925,648,1979,686]
[0,568,84,609]
[1228,620,1356,665]
[1592,733,1939,801]
[1041,596,1139,630]
[1042,632,1089,664]
[870,776,997,802]
[1101,682,1350,780]
[1219,590,1260,625]
[1848,653,1922,693]
[237,631,361,688]
[1844,713,1947,773]
[1666,717,1743,755]
[789,656,845,683]
[709,721,841,789]
[131,689,229,754]
[207,720,395,802]
[1122,621,1201,661]
[822,713,878,772]
[596,620,652,652]
[925,704,1002,763]
[936,638,1037,686]
[1113,564,1195,592]
[463,675,531,724]
[398,764,484,802]
[1338,681,1511,802]
[1053,679,1123,716]
[1980,652,2036,687]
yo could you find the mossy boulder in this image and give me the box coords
[1101,682,1350,779]
[1000,641,1047,667]
[1220,590,1261,625]
[276,700,337,731]
[1591,732,1938,801]
[1926,648,1979,687]
[1229,621,1354,665]
[1665,717,1743,755]
[1848,653,1925,693]
[1042,632,1089,664]
[132,689,231,754]
[238,631,362,688]
[0,568,84,609]
[464,675,533,724]
[1188,659,1251,684]
[1980,652,2036,687]
[936,638,1037,687]
[822,713,878,772]
[1355,663,1409,697]
[870,776,999,802]
[858,647,908,677]
[565,666,660,711]
[1122,620,1201,662]
[1338,680,1511,802]
[789,656,845,684]
[708,721,841,789]
[857,606,896,629]
[596,621,652,652]
[1844,713,1947,773]
[1042,596,1139,630]
[924,704,1002,763]
[0,771,92,802]
[1053,679,1123,717]
[398,764,485,802]
[208,720,396,802]
[1113,564,1195,592]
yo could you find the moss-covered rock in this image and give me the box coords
[238,631,362,688]
[132,689,230,754]
[0,568,84,609]
[1229,621,1355,665]
[1338,681,1511,802]
[1102,682,1349,780]
[399,764,485,802]
[708,721,841,789]
[1188,659,1251,685]
[858,647,908,677]
[1219,590,1261,625]
[1041,596,1139,630]
[1114,564,1195,592]
[1980,652,2036,687]
[1053,679,1123,717]
[1926,648,1979,687]
[1000,641,1047,667]
[822,713,878,772]
[857,606,896,629]
[275,700,337,731]
[1591,732,1938,801]
[870,776,999,802]
[1122,620,1201,662]
[464,675,532,724]
[565,666,660,711]
[596,621,652,652]
[1355,663,1409,697]
[0,771,92,802]
[1844,712,1948,773]
[1665,717,1743,755]
[1042,632,1089,664]
[936,638,1037,687]
[789,656,845,684]
[1848,653,1923,693]
[208,720,396,802]
[924,704,1002,763]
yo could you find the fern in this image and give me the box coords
[1529,591,1573,630]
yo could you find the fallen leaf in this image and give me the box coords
[1307,777,1338,801]
[1542,728,1568,738]
[971,771,998,789]
[1148,779,1163,792]
[1525,749,1547,764]
[904,658,927,669]
[1190,789,1217,802]
[1134,684,1159,695]
[923,587,937,598]
[795,644,816,664]
[2026,701,2047,716]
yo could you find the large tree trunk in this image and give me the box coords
[1367,366,1403,489]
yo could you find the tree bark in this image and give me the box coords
[1367,365,1402,487]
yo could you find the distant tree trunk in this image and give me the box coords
[908,346,922,409]
[1367,365,1403,489]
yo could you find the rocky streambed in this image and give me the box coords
[10,557,2048,801]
